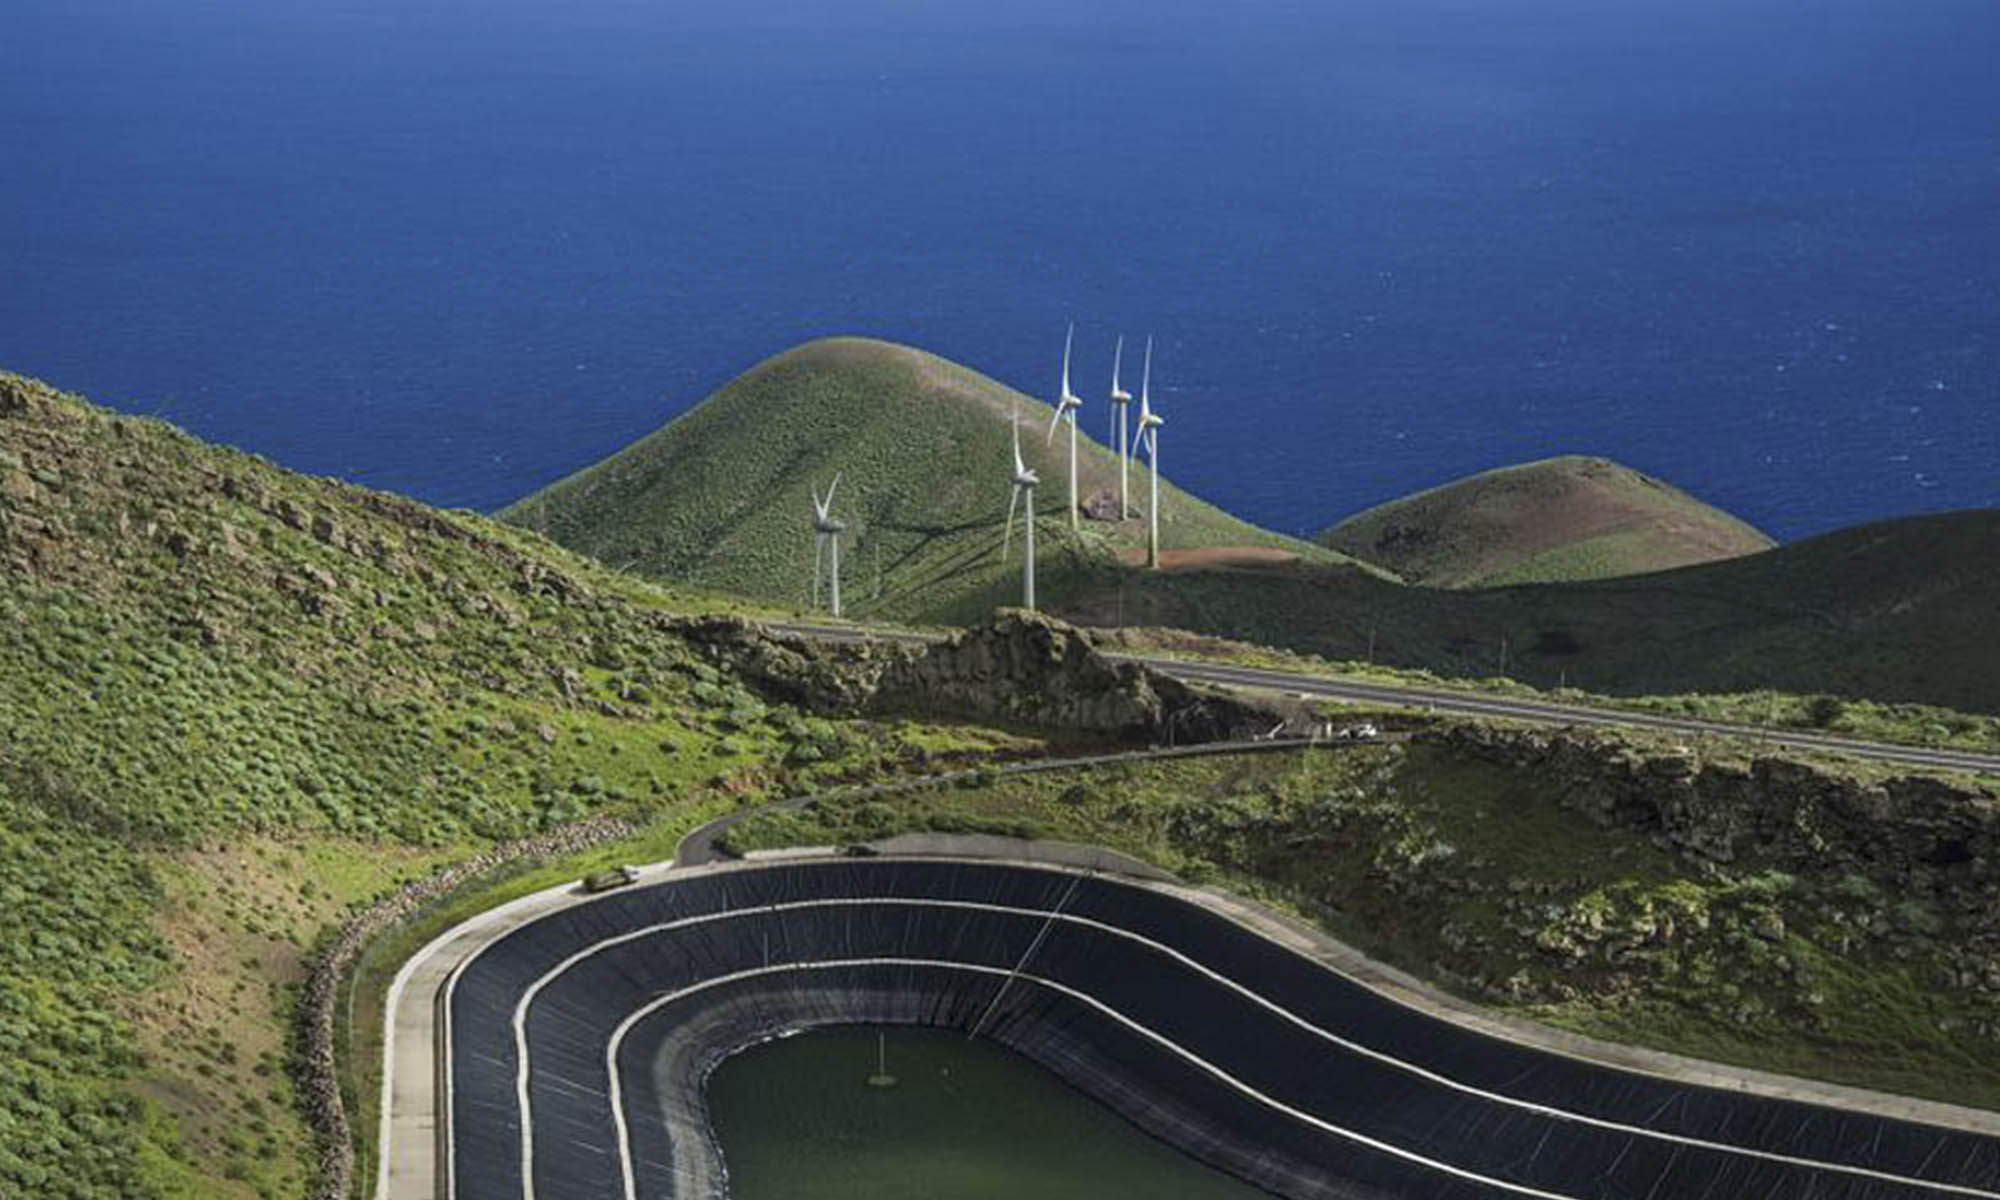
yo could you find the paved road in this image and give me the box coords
[766,620,2000,776]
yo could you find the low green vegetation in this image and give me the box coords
[1316,455,1773,587]
[0,371,1024,1199]
[722,741,2000,1112]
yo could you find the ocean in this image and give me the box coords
[4,0,1996,542]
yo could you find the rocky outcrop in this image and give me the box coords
[0,375,32,417]
[875,611,1286,742]
[667,614,893,713]
[678,610,1287,744]
[1399,724,2000,1037]
[1428,722,2000,930]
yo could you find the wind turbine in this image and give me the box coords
[810,473,846,617]
[1002,404,1040,610]
[1045,323,1083,530]
[1108,334,1133,519]
[1135,337,1165,570]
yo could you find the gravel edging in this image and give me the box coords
[296,815,638,1200]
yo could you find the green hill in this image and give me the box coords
[1317,455,1775,587]
[500,337,1361,622]
[501,341,1998,713]
[0,370,1009,1199]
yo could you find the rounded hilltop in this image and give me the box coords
[1316,455,1775,588]
[500,337,1346,622]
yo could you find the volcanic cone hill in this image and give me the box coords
[1316,455,1776,588]
[499,338,1360,623]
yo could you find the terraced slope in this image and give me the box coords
[501,338,1357,623]
[1317,455,1775,587]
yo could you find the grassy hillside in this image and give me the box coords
[0,370,1011,1199]
[500,338,1360,622]
[1053,508,2000,713]
[499,339,1999,713]
[9,356,1997,1198]
[1317,455,1775,587]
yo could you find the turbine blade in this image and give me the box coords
[825,471,841,510]
[1111,334,1124,393]
[1002,486,1019,561]
[1060,321,1074,400]
[1141,335,1153,407]
[1045,402,1063,444]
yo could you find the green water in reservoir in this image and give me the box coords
[706,1025,1272,1199]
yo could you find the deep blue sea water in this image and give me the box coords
[4,0,1996,541]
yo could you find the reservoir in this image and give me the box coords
[707,1025,1271,1199]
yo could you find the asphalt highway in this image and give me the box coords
[765,620,2000,776]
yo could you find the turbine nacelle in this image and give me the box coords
[808,472,847,616]
[810,473,845,533]
[1136,336,1164,434]
[1011,406,1040,486]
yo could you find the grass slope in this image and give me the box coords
[1053,508,2000,714]
[500,337,1358,622]
[1317,455,1775,587]
[0,370,1006,1199]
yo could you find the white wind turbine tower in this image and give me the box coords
[1002,404,1040,610]
[1135,336,1165,569]
[1045,323,1084,530]
[810,473,847,617]
[1108,334,1133,519]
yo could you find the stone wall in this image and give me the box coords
[297,816,636,1200]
